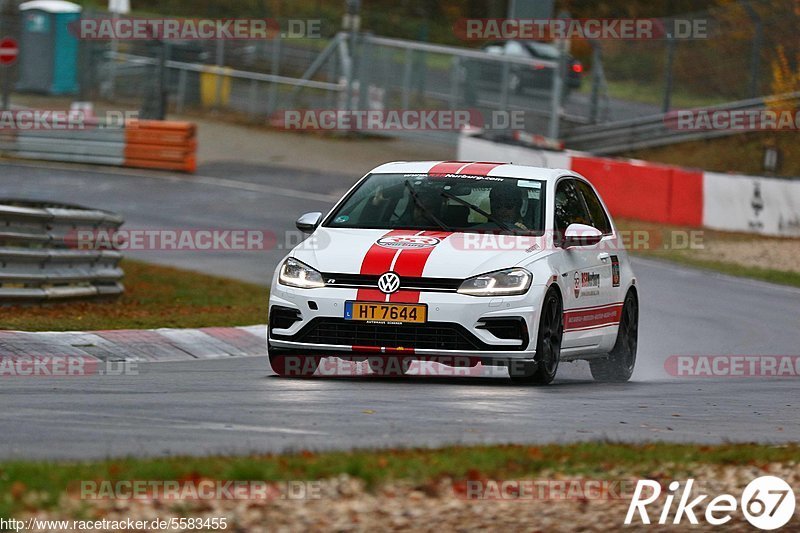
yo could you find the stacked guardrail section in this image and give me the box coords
[124,120,197,173]
[0,118,197,173]
[0,201,125,303]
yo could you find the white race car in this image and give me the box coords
[268,161,639,384]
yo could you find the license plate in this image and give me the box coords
[344,301,427,324]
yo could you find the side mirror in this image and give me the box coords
[296,212,323,234]
[563,223,603,248]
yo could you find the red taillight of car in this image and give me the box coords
[572,63,584,74]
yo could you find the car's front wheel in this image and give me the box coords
[590,290,638,382]
[509,287,562,385]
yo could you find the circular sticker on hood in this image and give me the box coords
[377,236,441,249]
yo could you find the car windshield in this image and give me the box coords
[324,173,546,235]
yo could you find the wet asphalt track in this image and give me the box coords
[1,161,798,460]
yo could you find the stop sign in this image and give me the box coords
[0,38,19,66]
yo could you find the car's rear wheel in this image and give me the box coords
[590,291,638,382]
[368,356,412,377]
[509,287,562,385]
[269,349,320,378]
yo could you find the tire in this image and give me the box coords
[509,288,562,385]
[368,356,412,377]
[590,291,638,383]
[269,350,320,378]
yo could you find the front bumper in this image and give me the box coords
[268,283,543,361]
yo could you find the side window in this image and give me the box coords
[554,180,591,235]
[575,181,612,234]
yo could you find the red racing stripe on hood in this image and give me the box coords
[356,229,415,301]
[389,231,452,303]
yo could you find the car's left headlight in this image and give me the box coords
[457,268,532,296]
[279,257,325,289]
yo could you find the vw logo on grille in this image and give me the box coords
[378,272,401,294]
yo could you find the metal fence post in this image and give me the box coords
[589,40,602,124]
[215,40,225,109]
[356,34,370,114]
[500,59,510,112]
[662,34,676,114]
[326,46,337,110]
[268,34,281,115]
[741,1,763,98]
[401,47,412,110]
[249,78,258,119]
[548,11,570,140]
[176,68,187,113]
[449,56,461,111]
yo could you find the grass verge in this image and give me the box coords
[619,132,800,179]
[579,79,729,110]
[1,442,797,516]
[1,260,268,332]
[615,219,800,288]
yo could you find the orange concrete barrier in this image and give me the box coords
[124,120,197,173]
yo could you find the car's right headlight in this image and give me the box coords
[279,258,325,289]
[457,268,532,297]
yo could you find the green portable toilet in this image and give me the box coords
[17,0,82,95]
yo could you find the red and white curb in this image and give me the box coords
[0,325,267,363]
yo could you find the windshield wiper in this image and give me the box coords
[439,190,514,232]
[404,180,451,231]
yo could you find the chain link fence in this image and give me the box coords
[594,0,797,117]
[4,1,797,144]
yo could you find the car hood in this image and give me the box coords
[292,228,550,279]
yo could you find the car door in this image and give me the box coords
[574,179,621,305]
[554,178,608,352]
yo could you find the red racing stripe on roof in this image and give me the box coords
[428,161,468,175]
[458,162,504,176]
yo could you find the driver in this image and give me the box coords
[490,184,528,231]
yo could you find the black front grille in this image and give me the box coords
[269,306,302,330]
[273,317,512,351]
[477,317,529,346]
[321,273,462,292]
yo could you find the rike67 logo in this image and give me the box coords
[626,476,796,530]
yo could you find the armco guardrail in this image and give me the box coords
[0,201,125,303]
[0,118,197,173]
[565,91,800,154]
